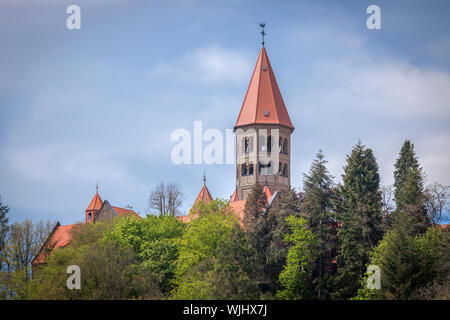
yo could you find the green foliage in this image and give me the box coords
[103,215,185,294]
[301,150,336,299]
[277,216,317,300]
[332,142,384,299]
[391,140,429,235]
[173,199,259,299]
[23,220,163,299]
[264,188,302,294]
[354,226,448,300]
[0,196,8,270]
[243,182,268,231]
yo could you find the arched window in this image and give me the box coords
[259,161,273,175]
[241,163,247,176]
[259,135,266,152]
[243,137,249,153]
[279,137,282,153]
[283,164,288,177]
[267,135,272,152]
[278,162,283,176]
[283,139,288,155]
[88,212,92,220]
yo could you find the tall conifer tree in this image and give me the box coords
[301,150,336,299]
[332,142,383,299]
[392,140,429,235]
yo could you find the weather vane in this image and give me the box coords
[260,23,266,46]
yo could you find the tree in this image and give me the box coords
[0,196,9,269]
[355,225,448,300]
[242,182,270,293]
[332,142,384,299]
[424,182,449,227]
[22,220,162,300]
[104,215,184,294]
[277,216,317,300]
[173,199,259,299]
[301,150,336,299]
[243,182,267,231]
[263,188,303,294]
[2,219,53,276]
[148,182,183,217]
[391,140,429,235]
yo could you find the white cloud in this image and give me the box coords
[150,45,253,84]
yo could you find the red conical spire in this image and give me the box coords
[86,189,102,211]
[235,47,294,130]
[85,185,103,223]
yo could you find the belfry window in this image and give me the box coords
[243,136,253,153]
[244,137,249,153]
[279,137,282,153]
[267,135,272,152]
[259,161,273,175]
[278,162,283,176]
[241,163,254,176]
[283,139,288,155]
[241,163,247,176]
[260,135,266,152]
[283,164,288,177]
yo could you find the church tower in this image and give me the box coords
[234,45,294,201]
[85,184,103,223]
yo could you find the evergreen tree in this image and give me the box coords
[0,196,9,269]
[264,188,302,294]
[332,142,384,299]
[243,182,267,231]
[392,140,429,235]
[242,182,269,292]
[355,224,448,300]
[301,150,336,299]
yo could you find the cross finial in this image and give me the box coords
[96,178,99,193]
[203,170,206,185]
[260,23,266,47]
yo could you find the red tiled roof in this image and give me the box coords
[230,190,238,202]
[263,185,273,202]
[33,224,74,264]
[86,191,103,211]
[176,215,191,223]
[193,184,213,207]
[235,46,294,130]
[227,200,247,226]
[112,206,140,218]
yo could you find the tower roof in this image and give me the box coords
[193,184,213,207]
[235,46,294,130]
[86,190,103,211]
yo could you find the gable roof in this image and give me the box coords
[235,46,294,130]
[33,222,75,264]
[112,206,140,218]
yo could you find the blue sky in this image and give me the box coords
[0,0,449,225]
